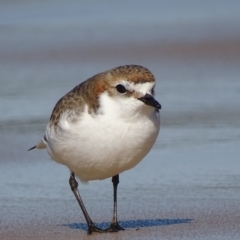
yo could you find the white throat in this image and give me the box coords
[97,91,155,121]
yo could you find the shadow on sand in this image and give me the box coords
[63,218,192,231]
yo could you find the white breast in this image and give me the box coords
[45,97,160,182]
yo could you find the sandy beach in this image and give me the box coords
[1,131,240,239]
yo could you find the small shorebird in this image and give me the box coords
[29,65,161,234]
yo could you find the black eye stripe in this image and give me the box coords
[116,84,126,94]
[151,88,155,95]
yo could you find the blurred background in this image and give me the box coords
[1,0,240,127]
[0,1,240,239]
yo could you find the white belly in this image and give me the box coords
[45,109,160,182]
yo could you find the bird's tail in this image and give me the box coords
[28,137,47,151]
[28,146,36,151]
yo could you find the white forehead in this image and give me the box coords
[116,80,155,94]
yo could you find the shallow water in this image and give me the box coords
[0,1,240,239]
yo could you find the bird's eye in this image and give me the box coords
[116,84,126,94]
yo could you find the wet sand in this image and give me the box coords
[1,129,240,239]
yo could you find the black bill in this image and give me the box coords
[138,94,161,109]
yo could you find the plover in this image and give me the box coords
[29,65,161,234]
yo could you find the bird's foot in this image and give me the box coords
[87,224,105,235]
[104,221,125,232]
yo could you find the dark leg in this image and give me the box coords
[69,172,104,234]
[105,174,125,232]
